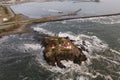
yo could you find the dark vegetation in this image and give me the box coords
[0,24,19,34]
[0,5,9,14]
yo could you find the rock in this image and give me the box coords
[44,37,87,68]
[34,33,87,68]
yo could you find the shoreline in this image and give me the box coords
[1,5,120,37]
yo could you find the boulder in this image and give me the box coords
[34,33,87,68]
[42,36,87,68]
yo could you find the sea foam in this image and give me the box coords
[32,27,109,74]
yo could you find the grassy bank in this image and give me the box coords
[1,5,120,37]
[0,5,9,14]
[0,24,19,34]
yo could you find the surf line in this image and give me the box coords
[1,7,120,37]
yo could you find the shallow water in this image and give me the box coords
[0,15,120,80]
[11,0,120,18]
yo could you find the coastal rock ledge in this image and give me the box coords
[36,34,87,68]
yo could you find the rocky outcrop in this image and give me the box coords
[34,33,87,68]
[43,36,87,68]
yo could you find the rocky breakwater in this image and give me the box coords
[35,34,87,68]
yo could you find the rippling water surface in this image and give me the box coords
[0,15,120,80]
[11,0,120,18]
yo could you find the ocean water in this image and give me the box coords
[11,0,120,18]
[0,15,120,80]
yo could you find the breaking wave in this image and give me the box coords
[0,24,120,80]
[31,27,119,80]
[67,15,120,24]
[0,36,9,44]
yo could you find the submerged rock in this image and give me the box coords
[35,33,87,68]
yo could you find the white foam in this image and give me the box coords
[58,32,77,40]
[24,44,42,50]
[16,43,43,54]
[31,27,117,80]
[105,75,113,80]
[80,72,102,79]
[70,15,120,24]
[33,27,54,36]
[86,16,120,24]
[99,55,120,65]
[0,36,9,44]
[61,21,67,24]
[31,27,109,72]
[59,32,108,55]
[76,76,89,80]
[110,49,120,55]
[36,51,89,74]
